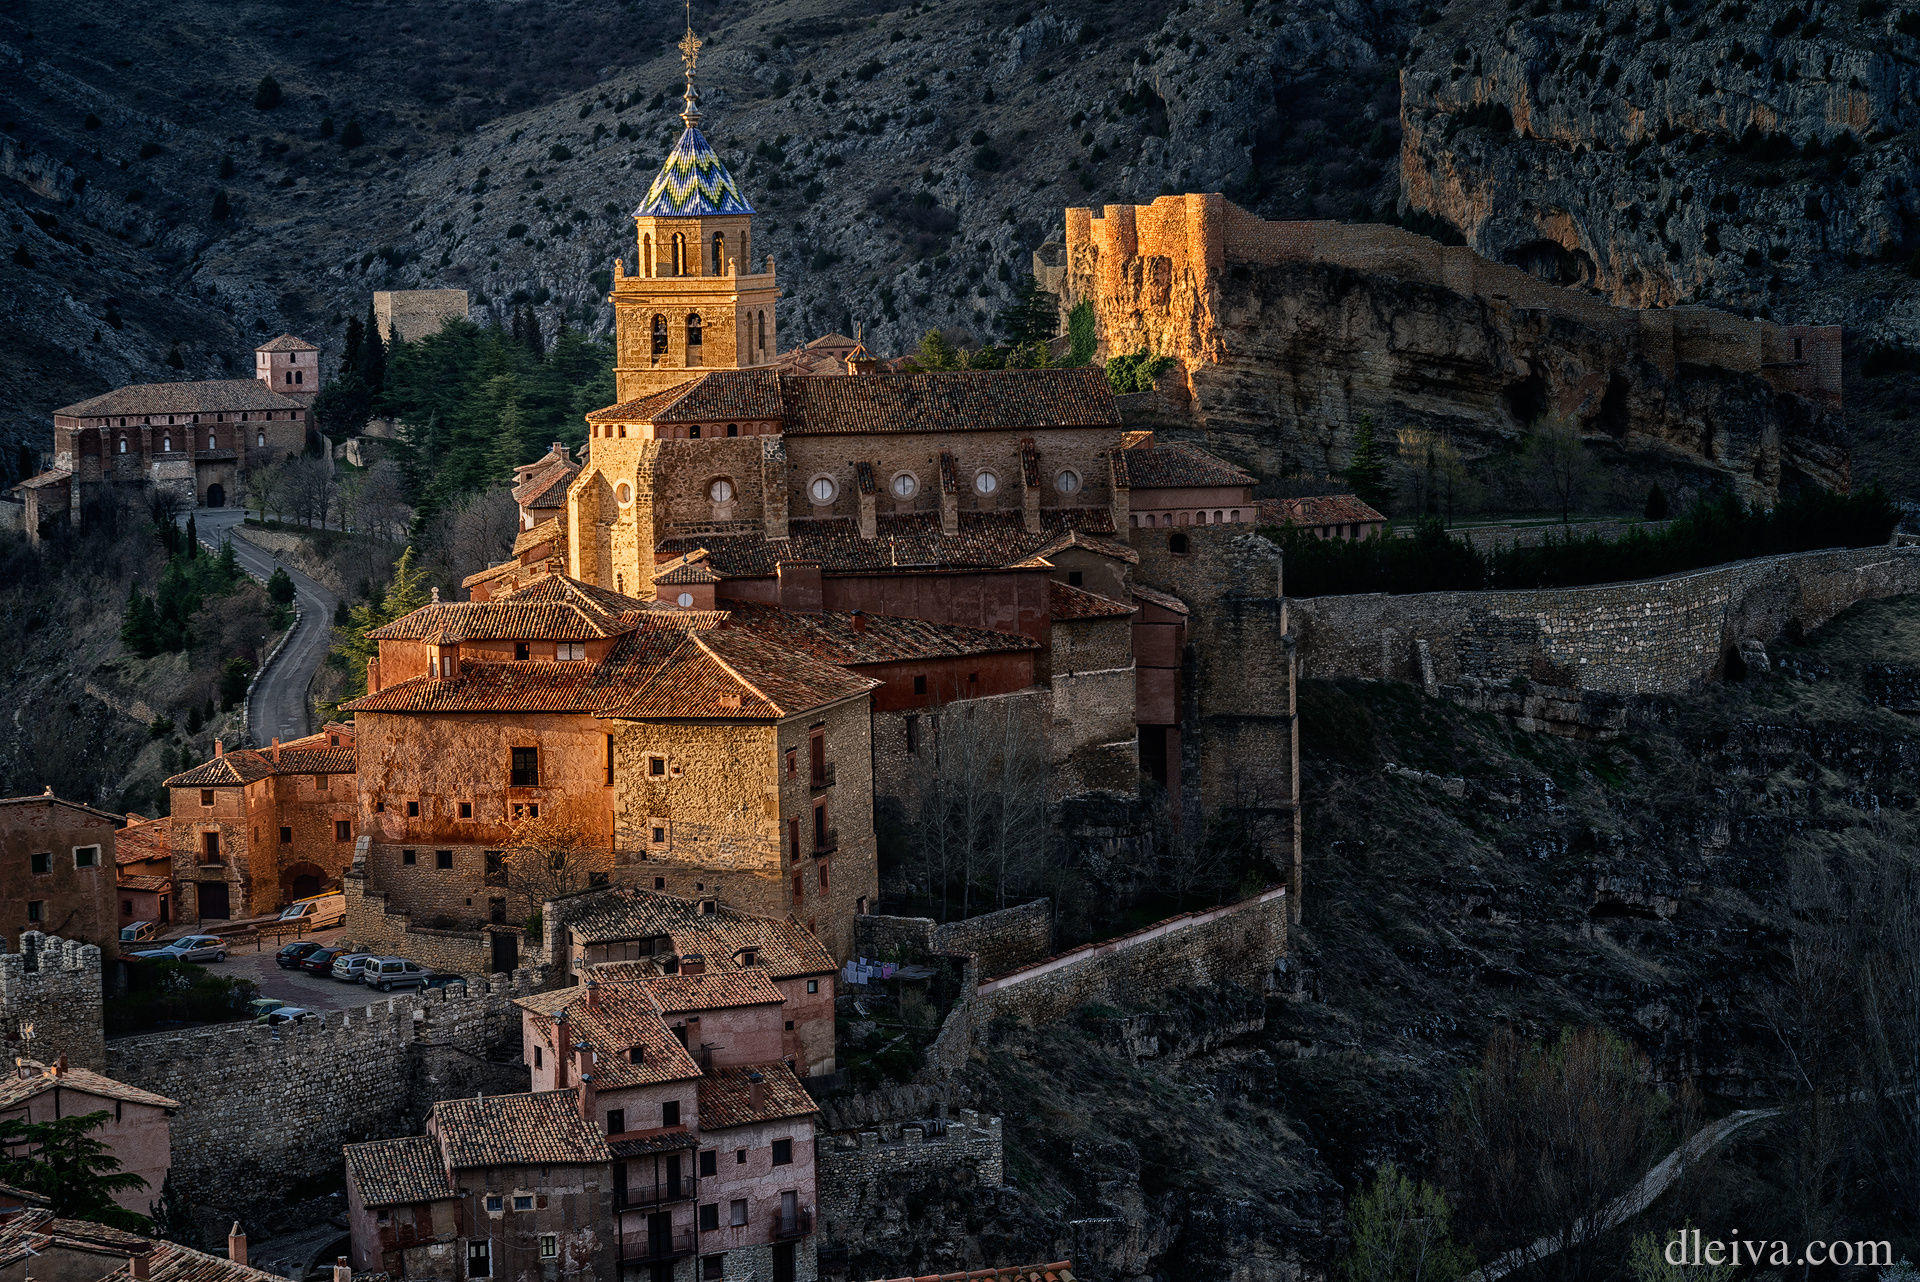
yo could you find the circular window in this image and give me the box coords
[808,475,838,505]
[709,478,735,503]
[677,592,695,608]
[1055,469,1082,495]
[615,482,633,506]
[974,470,999,496]
[891,472,918,500]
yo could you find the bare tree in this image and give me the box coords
[1529,412,1592,525]
[359,459,413,544]
[905,698,1049,920]
[282,456,336,529]
[428,487,520,587]
[501,814,607,924]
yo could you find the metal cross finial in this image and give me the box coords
[678,2,704,125]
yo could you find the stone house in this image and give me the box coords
[161,727,357,923]
[343,1090,615,1282]
[0,1058,178,1216]
[513,960,821,1282]
[0,794,120,953]
[1259,495,1387,541]
[111,818,173,933]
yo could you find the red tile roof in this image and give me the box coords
[659,508,1116,577]
[857,1265,1076,1282]
[1129,585,1190,616]
[1260,495,1387,527]
[716,605,1036,666]
[430,1090,613,1168]
[0,1062,178,1112]
[256,333,319,352]
[1049,580,1135,621]
[587,371,783,424]
[696,1062,818,1130]
[118,874,172,893]
[515,985,704,1089]
[0,794,124,824]
[164,730,355,788]
[368,575,659,642]
[115,817,171,865]
[1111,442,1254,489]
[645,968,787,1013]
[56,380,308,418]
[563,889,836,979]
[344,1134,455,1208]
[0,1211,292,1282]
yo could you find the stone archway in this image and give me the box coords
[279,861,327,904]
[205,482,226,508]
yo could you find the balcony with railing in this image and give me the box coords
[813,828,838,857]
[617,1228,695,1264]
[809,761,835,792]
[772,1207,814,1240]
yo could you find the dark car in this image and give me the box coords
[300,945,351,976]
[422,973,468,993]
[276,940,323,969]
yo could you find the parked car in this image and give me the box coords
[364,958,429,992]
[119,921,159,944]
[248,998,287,1021]
[276,940,323,969]
[258,1006,316,1027]
[299,945,354,976]
[278,891,346,930]
[330,952,378,982]
[421,973,468,993]
[132,935,228,963]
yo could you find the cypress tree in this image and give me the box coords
[359,303,387,396]
[1343,414,1393,513]
[210,189,230,222]
[252,75,282,110]
[184,512,198,555]
[340,313,364,381]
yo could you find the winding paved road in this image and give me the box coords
[187,508,340,745]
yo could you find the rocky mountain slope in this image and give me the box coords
[1400,0,1920,341]
[0,0,1413,484]
[834,596,1920,1279]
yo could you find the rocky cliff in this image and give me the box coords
[1054,202,1848,505]
[1400,0,1920,346]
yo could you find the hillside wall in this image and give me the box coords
[1291,545,1920,694]
[0,933,103,1071]
[854,900,1053,977]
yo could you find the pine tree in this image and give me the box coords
[216,539,240,585]
[0,1111,151,1232]
[325,547,431,711]
[996,273,1059,346]
[339,119,365,149]
[1343,413,1393,513]
[267,566,295,606]
[252,76,282,111]
[339,314,364,381]
[359,303,387,396]
[915,329,961,371]
[120,588,159,658]
[166,346,185,370]
[184,513,198,555]
[209,190,230,222]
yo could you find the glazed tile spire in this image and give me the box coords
[634,6,755,217]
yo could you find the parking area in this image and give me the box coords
[217,927,399,1013]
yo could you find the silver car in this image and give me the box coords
[133,935,228,963]
[364,957,429,992]
[330,952,378,982]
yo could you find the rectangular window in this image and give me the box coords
[484,1195,503,1213]
[651,824,667,845]
[335,820,351,842]
[458,801,472,819]
[648,755,666,777]
[316,774,329,791]
[699,1150,717,1177]
[73,846,98,869]
[663,1100,680,1127]
[806,980,818,994]
[538,1235,557,1260]
[406,800,420,817]
[466,1241,490,1278]
[736,1149,746,1165]
[510,747,539,787]
[818,860,829,894]
[913,675,927,697]
[788,817,800,863]
[436,850,453,870]
[771,1138,793,1167]
[905,714,919,754]
[813,802,827,849]
[30,852,49,875]
[785,749,796,778]
[279,826,292,844]
[729,1199,748,1227]
[201,831,220,863]
[533,1045,543,1068]
[698,1204,720,1232]
[513,642,530,661]
[402,849,417,866]
[605,734,616,786]
[27,901,43,923]
[701,1256,724,1281]
[200,789,215,807]
[558,642,585,661]
[512,1195,533,1211]
[792,873,803,905]
[607,1108,625,1135]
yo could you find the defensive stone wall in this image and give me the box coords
[0,933,104,1071]
[817,1109,1004,1236]
[104,968,543,1232]
[975,886,1288,1027]
[344,865,498,973]
[854,899,1053,977]
[1291,545,1920,694]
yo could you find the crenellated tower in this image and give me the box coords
[609,22,780,402]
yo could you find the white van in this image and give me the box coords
[279,891,346,930]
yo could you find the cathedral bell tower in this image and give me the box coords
[609,20,780,403]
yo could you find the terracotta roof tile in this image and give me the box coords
[782,369,1119,435]
[0,794,125,824]
[1259,494,1387,527]
[0,1063,178,1112]
[118,875,172,893]
[56,380,307,419]
[659,508,1116,577]
[1129,584,1190,616]
[164,731,354,789]
[1111,442,1254,489]
[715,604,1036,665]
[695,1062,818,1131]
[586,371,783,424]
[344,1134,455,1207]
[514,461,578,511]
[115,819,170,865]
[0,1211,290,1282]
[369,575,654,642]
[563,889,835,979]
[645,968,786,1013]
[514,986,703,1089]
[430,1090,613,1168]
[1049,580,1135,621]
[1030,527,1139,565]
[255,333,319,352]
[512,518,564,557]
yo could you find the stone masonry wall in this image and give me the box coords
[0,933,104,1071]
[817,1109,1004,1239]
[855,900,1053,979]
[104,968,544,1231]
[1291,545,1920,694]
[975,887,1288,1027]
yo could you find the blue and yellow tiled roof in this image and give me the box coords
[635,124,754,218]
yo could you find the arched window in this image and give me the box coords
[162,434,171,452]
[671,233,685,276]
[686,313,702,349]
[208,432,217,450]
[711,232,725,275]
[257,431,266,448]
[118,437,127,454]
[643,234,654,277]
[758,311,767,352]
[1169,532,1189,555]
[651,314,668,359]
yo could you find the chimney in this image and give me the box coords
[271,737,281,763]
[551,441,565,457]
[129,1254,151,1282]
[574,1042,597,1123]
[366,655,382,694]
[334,1257,352,1282]
[585,977,600,1012]
[775,560,823,613]
[431,587,441,604]
[680,953,705,977]
[52,1054,67,1077]
[228,1224,247,1267]
[747,1071,766,1114]
[554,1010,571,1088]
[850,610,867,635]
[213,740,224,758]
